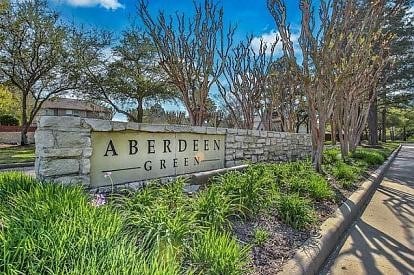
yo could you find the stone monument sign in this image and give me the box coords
[35,116,311,189]
[91,131,225,187]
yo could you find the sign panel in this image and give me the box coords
[90,131,225,187]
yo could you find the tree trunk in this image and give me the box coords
[21,124,29,146]
[331,117,336,146]
[188,109,196,126]
[381,95,387,142]
[20,93,29,146]
[310,112,325,173]
[403,126,407,141]
[136,99,144,123]
[368,94,378,145]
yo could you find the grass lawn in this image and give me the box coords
[0,145,35,164]
[0,143,399,274]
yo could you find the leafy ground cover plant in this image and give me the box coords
[268,161,333,201]
[217,165,275,217]
[351,149,385,165]
[113,179,196,251]
[323,147,342,165]
[194,185,234,230]
[275,193,316,230]
[0,143,397,274]
[253,228,270,246]
[0,173,173,274]
[189,229,250,275]
[330,162,361,188]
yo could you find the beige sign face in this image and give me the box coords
[90,131,225,187]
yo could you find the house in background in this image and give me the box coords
[37,98,112,120]
[0,98,113,144]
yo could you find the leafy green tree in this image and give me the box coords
[0,85,20,120]
[0,0,78,145]
[387,107,414,141]
[108,29,176,123]
[142,103,166,123]
[370,1,414,143]
[77,28,176,123]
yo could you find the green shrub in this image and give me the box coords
[253,228,269,246]
[305,173,334,200]
[324,148,341,164]
[218,165,274,216]
[271,162,333,201]
[116,179,195,250]
[190,229,250,275]
[351,149,385,166]
[0,114,19,126]
[0,172,39,202]
[0,173,154,274]
[194,185,233,230]
[276,194,316,230]
[331,162,361,188]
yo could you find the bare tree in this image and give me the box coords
[266,56,305,132]
[268,0,337,171]
[138,0,235,126]
[268,0,383,171]
[0,0,78,145]
[217,36,277,130]
[333,0,393,156]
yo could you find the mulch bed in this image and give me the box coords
[232,167,378,274]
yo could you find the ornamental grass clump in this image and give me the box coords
[323,148,342,165]
[194,185,234,230]
[0,172,38,201]
[189,229,250,275]
[217,165,275,217]
[276,194,316,230]
[0,173,157,274]
[331,162,361,188]
[306,173,334,200]
[253,228,270,246]
[114,178,196,251]
[269,161,333,201]
[351,149,385,166]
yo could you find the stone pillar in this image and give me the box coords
[35,116,92,186]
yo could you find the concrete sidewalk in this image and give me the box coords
[322,144,414,275]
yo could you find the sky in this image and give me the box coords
[47,0,304,121]
[49,0,303,40]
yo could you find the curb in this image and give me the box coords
[278,144,402,275]
[0,162,35,169]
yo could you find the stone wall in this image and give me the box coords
[35,116,311,188]
[225,129,311,167]
[0,126,36,144]
[0,132,35,144]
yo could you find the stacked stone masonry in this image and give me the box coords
[35,116,311,189]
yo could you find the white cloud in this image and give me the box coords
[251,30,300,56]
[59,0,124,10]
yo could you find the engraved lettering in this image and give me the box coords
[104,140,118,156]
